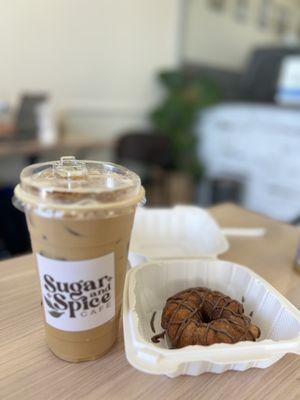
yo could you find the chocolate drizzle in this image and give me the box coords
[151,332,165,343]
[150,311,157,333]
[152,287,260,348]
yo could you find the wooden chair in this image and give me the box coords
[115,131,173,206]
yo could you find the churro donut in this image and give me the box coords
[152,287,260,348]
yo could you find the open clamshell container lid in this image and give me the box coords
[14,156,145,219]
[129,206,229,266]
[125,207,300,377]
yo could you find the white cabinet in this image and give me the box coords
[197,103,300,221]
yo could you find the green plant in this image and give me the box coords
[150,70,221,181]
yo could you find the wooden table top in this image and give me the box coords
[1,203,300,400]
[0,137,114,157]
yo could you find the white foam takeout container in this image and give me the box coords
[124,206,300,377]
[129,206,229,267]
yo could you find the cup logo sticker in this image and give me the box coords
[36,253,115,331]
[43,274,113,319]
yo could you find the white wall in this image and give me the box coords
[184,0,300,71]
[0,0,181,137]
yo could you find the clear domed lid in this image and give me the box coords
[14,156,144,216]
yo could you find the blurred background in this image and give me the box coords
[1,0,300,259]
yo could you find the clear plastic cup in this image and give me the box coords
[14,156,145,362]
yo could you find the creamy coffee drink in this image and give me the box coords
[14,156,144,362]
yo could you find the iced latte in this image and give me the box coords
[14,156,144,362]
